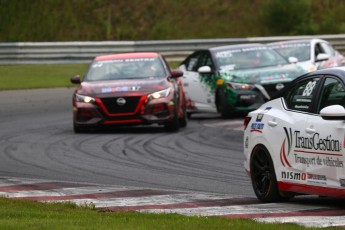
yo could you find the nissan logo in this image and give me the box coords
[276,83,285,91]
[116,97,126,106]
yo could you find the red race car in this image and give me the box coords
[71,52,187,132]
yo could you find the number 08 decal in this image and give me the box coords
[302,81,317,96]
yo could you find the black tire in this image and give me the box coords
[73,122,88,133]
[179,107,187,128]
[165,104,180,132]
[165,116,180,132]
[217,91,235,118]
[250,145,290,203]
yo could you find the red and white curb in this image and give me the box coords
[0,177,345,228]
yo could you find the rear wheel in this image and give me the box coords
[250,145,290,203]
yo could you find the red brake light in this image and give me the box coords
[244,116,251,130]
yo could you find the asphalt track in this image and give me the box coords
[0,87,250,195]
[1,88,345,228]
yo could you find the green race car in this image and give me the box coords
[179,43,307,118]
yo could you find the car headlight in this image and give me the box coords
[226,82,255,90]
[75,94,96,103]
[148,87,171,100]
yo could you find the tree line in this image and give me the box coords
[0,0,344,42]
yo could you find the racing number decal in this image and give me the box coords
[302,81,317,96]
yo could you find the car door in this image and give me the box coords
[320,42,344,68]
[180,51,217,113]
[272,76,322,185]
[304,76,345,188]
[313,42,331,69]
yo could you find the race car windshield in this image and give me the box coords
[84,58,166,81]
[269,42,310,62]
[215,47,289,71]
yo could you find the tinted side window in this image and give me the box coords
[186,52,202,71]
[197,52,212,69]
[285,77,321,112]
[317,77,345,113]
[321,43,335,56]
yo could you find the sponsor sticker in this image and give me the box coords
[307,173,327,185]
[101,86,140,93]
[220,65,235,71]
[256,113,264,122]
[281,127,344,168]
[250,123,264,133]
[282,171,327,184]
[281,171,306,181]
[263,107,272,113]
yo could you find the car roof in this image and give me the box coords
[298,67,345,82]
[95,52,160,61]
[209,43,266,52]
[314,66,345,79]
[273,67,345,99]
[267,38,328,46]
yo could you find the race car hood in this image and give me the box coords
[75,78,170,98]
[220,64,306,85]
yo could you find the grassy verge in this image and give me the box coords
[0,197,319,230]
[0,62,181,90]
[0,64,89,90]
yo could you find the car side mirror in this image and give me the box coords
[320,105,345,120]
[71,75,81,84]
[288,57,298,64]
[316,53,330,62]
[198,66,212,74]
[170,69,184,78]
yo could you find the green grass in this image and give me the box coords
[0,64,89,90]
[0,63,181,90]
[0,197,326,230]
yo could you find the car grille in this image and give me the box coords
[100,96,141,114]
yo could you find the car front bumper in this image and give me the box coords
[73,95,176,127]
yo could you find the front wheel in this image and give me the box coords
[73,122,87,133]
[179,106,187,128]
[73,122,96,133]
[250,145,290,203]
[164,116,180,132]
[165,104,180,132]
[217,91,235,118]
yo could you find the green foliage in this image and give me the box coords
[261,0,316,35]
[0,0,345,42]
[311,0,345,34]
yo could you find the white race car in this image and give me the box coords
[268,38,345,72]
[244,67,345,202]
